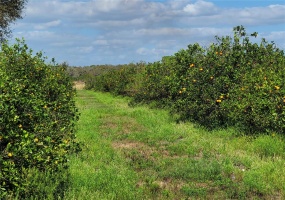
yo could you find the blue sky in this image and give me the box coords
[10,0,285,66]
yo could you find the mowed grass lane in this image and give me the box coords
[65,89,285,199]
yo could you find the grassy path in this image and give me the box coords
[65,89,285,199]
[64,90,142,200]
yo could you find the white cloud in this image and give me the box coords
[136,47,148,55]
[93,39,108,46]
[24,31,57,40]
[92,0,122,12]
[75,46,94,54]
[183,0,218,16]
[34,20,61,30]
[267,31,285,40]
[223,5,285,25]
[263,31,285,49]
[9,0,285,66]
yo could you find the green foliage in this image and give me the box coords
[5,167,69,200]
[0,39,80,197]
[67,64,116,83]
[83,26,285,134]
[86,62,146,96]
[133,26,285,134]
[0,0,28,41]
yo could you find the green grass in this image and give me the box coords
[65,89,285,199]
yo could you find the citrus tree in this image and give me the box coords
[134,26,285,133]
[0,39,80,198]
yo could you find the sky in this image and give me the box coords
[10,0,285,66]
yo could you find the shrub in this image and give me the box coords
[0,39,80,197]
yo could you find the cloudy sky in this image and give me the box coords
[10,0,285,66]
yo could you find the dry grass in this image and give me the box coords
[73,81,85,90]
[100,115,146,135]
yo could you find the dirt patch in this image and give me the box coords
[112,140,146,149]
[112,140,155,159]
[112,138,190,165]
[112,139,159,171]
[100,115,145,135]
[153,178,185,191]
[73,81,85,90]
[112,137,191,162]
[111,139,202,198]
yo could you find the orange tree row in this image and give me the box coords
[0,39,80,198]
[84,62,146,96]
[86,26,285,134]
